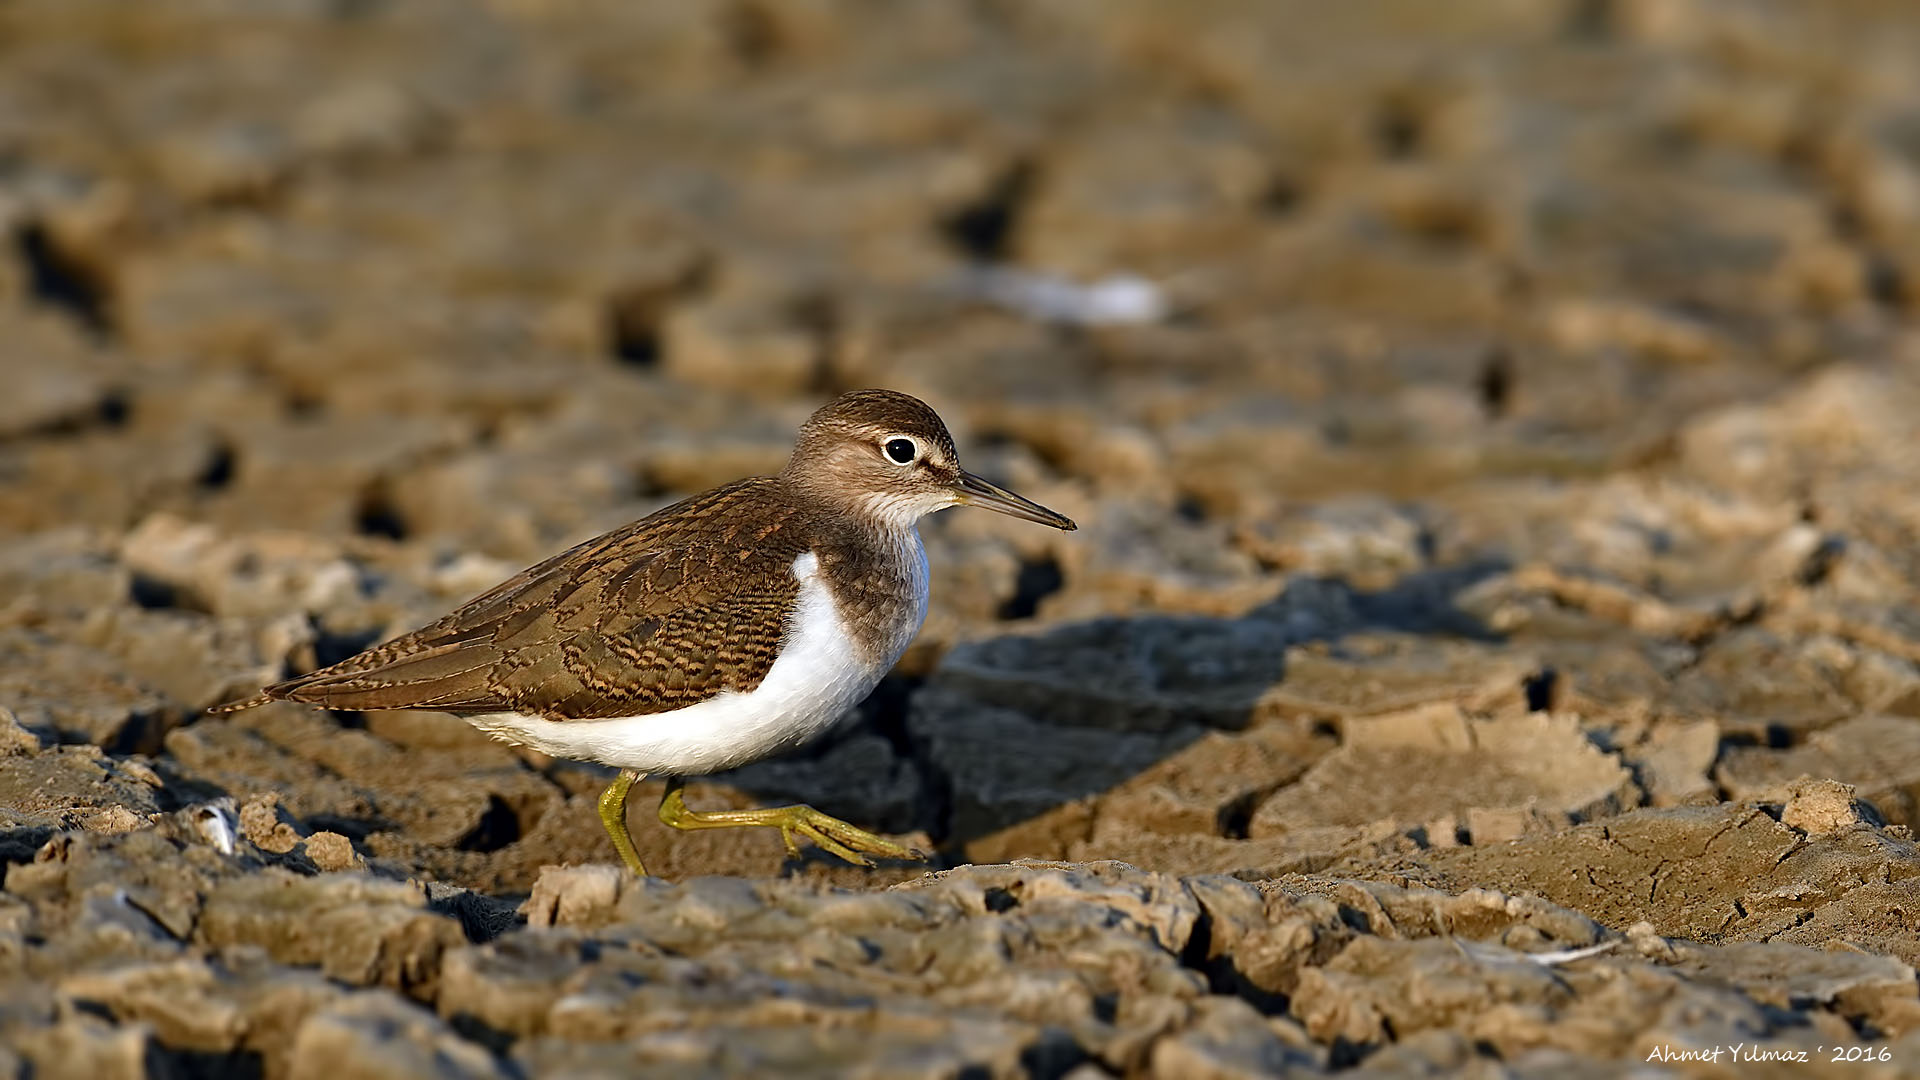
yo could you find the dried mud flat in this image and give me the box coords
[6,1,1920,1077]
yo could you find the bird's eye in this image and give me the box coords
[883,437,918,465]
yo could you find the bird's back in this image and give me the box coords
[218,477,821,720]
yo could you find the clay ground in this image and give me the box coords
[4,2,1920,1077]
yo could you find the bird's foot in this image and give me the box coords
[657,777,925,867]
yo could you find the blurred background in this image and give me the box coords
[7,0,1917,559]
[4,0,1920,889]
[10,4,1920,1072]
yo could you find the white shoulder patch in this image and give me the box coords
[791,551,820,581]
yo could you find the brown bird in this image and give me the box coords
[213,389,1077,874]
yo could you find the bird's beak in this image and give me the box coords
[954,471,1077,530]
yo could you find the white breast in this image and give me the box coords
[466,536,929,776]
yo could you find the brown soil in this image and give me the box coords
[4,1,1920,1076]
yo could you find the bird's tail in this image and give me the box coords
[206,692,274,715]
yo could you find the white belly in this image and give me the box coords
[466,539,928,776]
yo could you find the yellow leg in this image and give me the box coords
[656,777,924,867]
[597,769,649,875]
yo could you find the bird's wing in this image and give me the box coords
[236,479,811,719]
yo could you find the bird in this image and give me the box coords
[212,389,1077,875]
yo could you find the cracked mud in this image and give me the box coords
[4,2,1920,1077]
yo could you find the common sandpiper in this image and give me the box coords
[214,389,1077,874]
